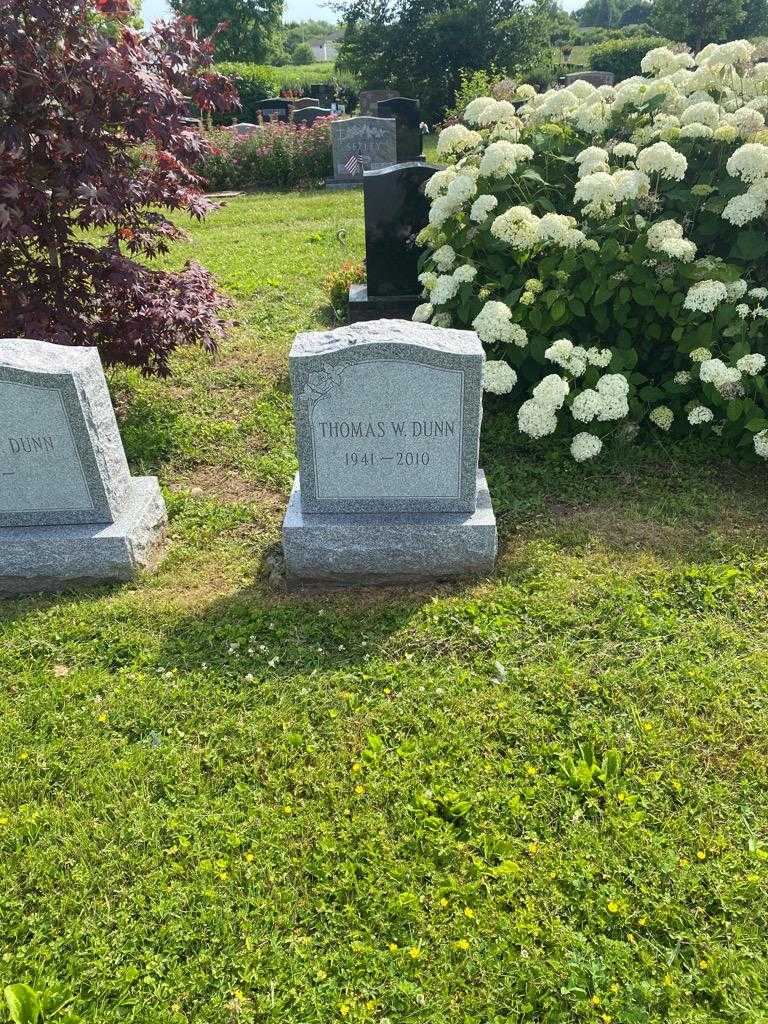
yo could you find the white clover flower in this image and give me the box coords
[483,359,517,394]
[490,206,541,249]
[612,142,638,159]
[518,398,558,438]
[412,302,433,323]
[437,124,483,158]
[754,429,768,458]
[674,370,691,384]
[432,245,456,271]
[726,143,768,183]
[649,406,674,431]
[463,96,495,125]
[722,193,766,226]
[684,281,729,314]
[737,353,766,375]
[570,432,603,462]
[688,405,714,424]
[636,141,688,181]
[470,194,498,223]
[532,374,569,409]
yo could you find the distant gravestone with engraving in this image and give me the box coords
[349,162,439,322]
[282,320,497,585]
[292,106,332,127]
[252,98,292,122]
[0,338,167,593]
[377,97,423,162]
[359,89,398,115]
[327,116,397,188]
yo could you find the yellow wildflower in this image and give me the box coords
[455,938,470,950]
[408,946,421,959]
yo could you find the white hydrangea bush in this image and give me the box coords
[415,41,768,462]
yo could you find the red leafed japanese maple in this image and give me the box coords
[0,0,238,374]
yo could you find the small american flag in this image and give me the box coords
[344,153,363,176]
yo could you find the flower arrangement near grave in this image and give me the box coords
[414,42,768,462]
[196,119,335,191]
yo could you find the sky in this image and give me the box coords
[141,0,584,29]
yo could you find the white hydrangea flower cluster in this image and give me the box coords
[646,219,697,262]
[472,301,528,346]
[649,406,674,431]
[490,207,587,250]
[683,280,729,314]
[518,373,569,439]
[571,374,630,423]
[544,338,613,377]
[483,360,517,394]
[571,432,603,462]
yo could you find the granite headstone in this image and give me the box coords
[292,106,332,126]
[359,88,398,116]
[282,320,497,585]
[349,161,439,322]
[0,338,167,593]
[252,98,292,122]
[377,97,423,162]
[293,97,320,109]
[327,116,397,188]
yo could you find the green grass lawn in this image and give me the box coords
[2,190,768,1024]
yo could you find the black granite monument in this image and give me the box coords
[292,106,332,127]
[348,161,440,322]
[252,97,292,123]
[377,97,423,163]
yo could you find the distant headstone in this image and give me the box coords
[312,84,335,107]
[252,97,292,122]
[227,122,261,137]
[326,116,397,189]
[561,71,615,87]
[359,89,398,116]
[293,97,320,109]
[292,106,332,127]
[282,320,496,585]
[377,97,423,162]
[349,161,440,322]
[0,338,167,593]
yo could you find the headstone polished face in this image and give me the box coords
[0,340,132,528]
[290,320,484,514]
[330,117,397,180]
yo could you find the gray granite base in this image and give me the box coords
[0,477,168,595]
[283,469,497,587]
[347,283,423,323]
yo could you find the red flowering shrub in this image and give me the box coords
[196,118,335,191]
[0,0,238,374]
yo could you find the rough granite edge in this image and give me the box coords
[291,319,483,358]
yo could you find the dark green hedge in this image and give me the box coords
[589,36,674,81]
